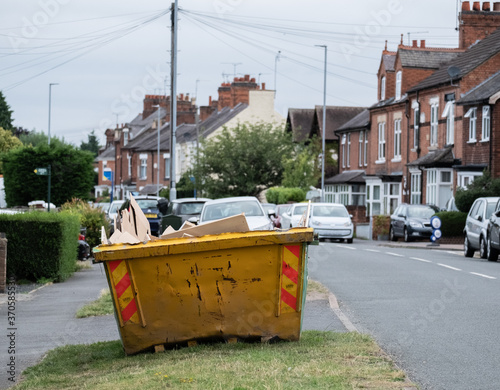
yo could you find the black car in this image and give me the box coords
[119,196,163,236]
[389,204,439,242]
[486,198,500,261]
[166,198,211,223]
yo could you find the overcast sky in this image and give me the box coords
[0,0,460,146]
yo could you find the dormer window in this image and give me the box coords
[380,76,386,100]
[395,71,402,100]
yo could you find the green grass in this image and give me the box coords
[74,259,92,271]
[13,331,413,390]
[75,289,113,318]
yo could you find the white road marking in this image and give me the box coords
[470,272,497,280]
[410,257,432,263]
[447,251,463,256]
[386,252,404,257]
[437,263,462,271]
[334,244,357,250]
[364,249,380,253]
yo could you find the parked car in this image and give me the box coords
[442,197,458,212]
[308,203,353,243]
[121,196,163,237]
[389,204,440,242]
[464,197,500,258]
[107,200,125,224]
[281,203,309,229]
[198,196,273,231]
[486,199,500,261]
[167,197,211,223]
[271,204,292,228]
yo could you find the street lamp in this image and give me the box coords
[153,104,161,196]
[315,45,327,202]
[47,83,58,212]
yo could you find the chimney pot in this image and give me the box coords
[494,2,500,10]
[412,40,418,47]
[262,82,266,90]
[244,74,250,81]
[234,77,238,82]
[209,96,212,105]
[250,77,256,83]
[483,1,491,10]
[462,1,471,10]
[420,39,426,48]
[473,1,480,10]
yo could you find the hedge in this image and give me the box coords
[434,211,467,237]
[0,211,80,282]
[266,187,306,205]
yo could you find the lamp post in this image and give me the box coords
[170,0,178,201]
[153,104,161,196]
[316,45,327,202]
[47,83,58,212]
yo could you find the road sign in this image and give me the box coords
[34,167,48,176]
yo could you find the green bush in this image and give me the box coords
[435,211,467,237]
[266,187,306,205]
[455,170,500,213]
[0,212,79,282]
[60,199,109,251]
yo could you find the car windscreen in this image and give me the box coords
[312,205,348,218]
[179,202,205,215]
[136,200,158,210]
[202,201,264,221]
[407,206,436,219]
[487,202,497,219]
[108,202,124,213]
[293,205,308,215]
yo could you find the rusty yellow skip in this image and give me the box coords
[93,228,314,355]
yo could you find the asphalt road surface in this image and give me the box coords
[308,239,500,390]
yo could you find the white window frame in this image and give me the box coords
[393,118,402,161]
[465,107,477,142]
[127,153,131,177]
[457,171,482,189]
[377,122,386,162]
[347,133,351,168]
[426,168,453,208]
[395,71,402,100]
[163,153,171,179]
[442,101,454,145]
[482,105,490,141]
[359,131,364,167]
[413,106,420,150]
[364,131,368,166]
[341,134,346,168]
[381,76,386,100]
[139,153,148,180]
[366,179,383,217]
[430,102,439,147]
[410,170,421,205]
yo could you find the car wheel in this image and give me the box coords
[404,228,412,242]
[487,236,499,262]
[347,238,353,244]
[389,227,397,241]
[479,236,487,259]
[464,235,474,258]
[339,239,345,243]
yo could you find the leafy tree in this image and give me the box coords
[80,130,101,157]
[190,122,295,198]
[3,143,95,207]
[0,126,22,173]
[0,91,14,132]
[282,139,321,191]
[455,170,500,213]
[19,131,66,148]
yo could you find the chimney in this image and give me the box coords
[459,0,500,48]
[420,40,426,48]
[483,2,491,10]
[180,93,184,101]
[462,1,471,10]
[209,96,212,105]
[412,40,418,47]
[473,1,481,10]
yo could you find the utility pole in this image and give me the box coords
[47,83,58,212]
[274,51,281,92]
[170,0,178,201]
[315,45,327,202]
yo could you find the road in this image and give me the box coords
[308,240,500,390]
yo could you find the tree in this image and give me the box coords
[0,91,14,132]
[19,131,65,148]
[3,143,95,207]
[282,137,321,190]
[455,170,500,213]
[191,122,295,198]
[80,130,101,157]
[0,127,23,174]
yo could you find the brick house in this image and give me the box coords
[333,1,500,216]
[95,76,283,199]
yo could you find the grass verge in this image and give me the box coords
[75,289,113,318]
[13,331,412,390]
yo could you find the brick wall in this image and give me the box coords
[459,3,500,49]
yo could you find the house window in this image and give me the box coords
[163,153,171,179]
[351,184,366,206]
[413,106,419,149]
[426,168,453,209]
[410,171,421,204]
[359,131,364,167]
[430,102,439,147]
[366,183,383,216]
[347,133,351,168]
[457,171,482,189]
[378,122,386,162]
[139,153,148,180]
[395,71,402,100]
[442,101,454,145]
[341,134,346,168]
[465,107,477,142]
[427,169,437,205]
[482,106,490,141]
[364,130,368,166]
[127,153,131,177]
[393,118,401,160]
[383,183,401,215]
[381,76,386,100]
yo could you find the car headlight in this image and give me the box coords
[311,219,321,226]
[409,221,423,228]
[344,221,352,227]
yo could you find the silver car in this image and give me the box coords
[464,197,500,258]
[308,203,353,243]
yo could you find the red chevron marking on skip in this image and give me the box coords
[282,261,299,284]
[121,299,138,323]
[108,260,122,273]
[285,245,301,258]
[115,273,131,298]
[281,288,297,311]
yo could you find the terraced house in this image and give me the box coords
[333,1,500,216]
